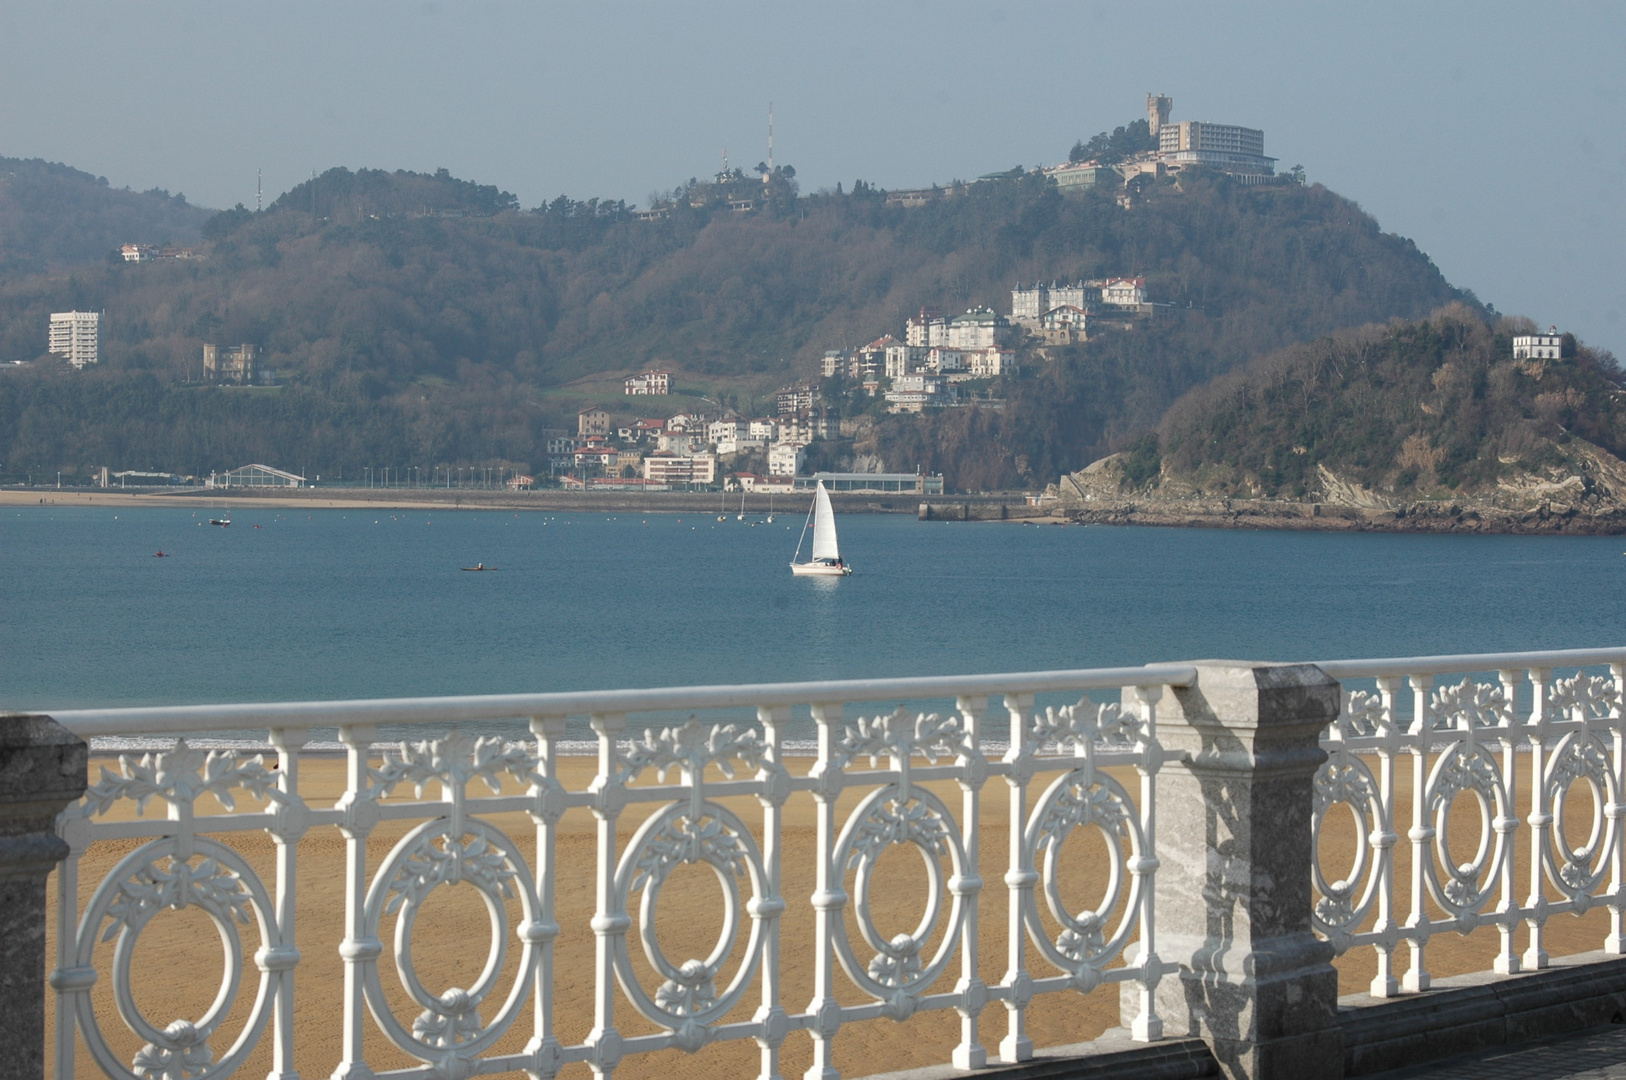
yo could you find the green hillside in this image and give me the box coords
[1084,306,1626,504]
[0,161,1475,486]
[0,157,211,275]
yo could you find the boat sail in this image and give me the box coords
[790,481,852,576]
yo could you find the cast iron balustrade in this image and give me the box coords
[44,665,1188,1080]
[31,647,1626,1080]
[1312,650,1626,996]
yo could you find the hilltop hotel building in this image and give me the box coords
[48,311,100,368]
[1046,95,1277,192]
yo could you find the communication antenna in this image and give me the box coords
[768,102,774,173]
[256,169,262,212]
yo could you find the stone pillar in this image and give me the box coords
[1151,664,1343,1080]
[0,714,87,1080]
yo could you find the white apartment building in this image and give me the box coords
[905,308,952,348]
[1513,332,1564,360]
[748,418,777,439]
[48,311,100,368]
[708,419,744,445]
[885,342,925,378]
[946,308,1011,348]
[643,452,716,485]
[1011,283,1088,324]
[768,442,806,477]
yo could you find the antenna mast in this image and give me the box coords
[768,102,774,172]
[256,169,262,212]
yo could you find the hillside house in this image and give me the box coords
[1102,277,1147,307]
[1513,330,1564,360]
[578,406,611,437]
[623,370,671,395]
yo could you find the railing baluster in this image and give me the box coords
[1127,685,1162,1041]
[587,712,627,1079]
[951,694,987,1070]
[528,715,568,1078]
[334,722,379,1080]
[806,701,845,1080]
[1370,676,1401,997]
[1404,674,1433,993]
[1524,667,1553,971]
[1493,671,1523,974]
[999,691,1035,1064]
[266,728,306,1080]
[754,705,791,1080]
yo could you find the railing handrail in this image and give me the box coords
[1311,646,1626,679]
[43,662,1200,736]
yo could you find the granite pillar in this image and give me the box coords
[1151,663,1343,1080]
[0,714,87,1080]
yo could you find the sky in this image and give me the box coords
[0,1,1621,355]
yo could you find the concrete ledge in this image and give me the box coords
[858,1029,1219,1080]
[1340,950,1626,1076]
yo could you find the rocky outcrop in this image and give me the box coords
[1054,439,1626,534]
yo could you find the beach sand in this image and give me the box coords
[46,753,1611,1079]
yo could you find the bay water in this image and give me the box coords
[2,506,1622,724]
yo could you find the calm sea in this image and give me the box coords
[2,505,1622,732]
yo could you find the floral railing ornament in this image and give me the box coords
[1312,661,1626,997]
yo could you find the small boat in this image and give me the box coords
[460,563,497,571]
[152,551,168,558]
[209,518,230,527]
[790,481,852,576]
[766,493,774,524]
[737,490,746,521]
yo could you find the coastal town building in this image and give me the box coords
[642,451,716,485]
[776,384,816,415]
[48,310,99,368]
[1513,330,1564,360]
[202,343,258,384]
[906,307,951,348]
[577,406,610,437]
[623,370,670,395]
[946,308,1012,349]
[886,372,957,412]
[791,471,945,495]
[1011,283,1088,325]
[1101,277,1148,307]
[768,442,806,477]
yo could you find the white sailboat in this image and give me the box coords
[790,481,852,576]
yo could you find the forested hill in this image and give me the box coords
[1065,307,1626,512]
[0,162,1474,485]
[0,157,210,274]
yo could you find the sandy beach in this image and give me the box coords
[45,752,1613,1080]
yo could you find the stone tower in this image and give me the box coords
[1147,93,1173,138]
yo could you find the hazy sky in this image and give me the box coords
[1,1,1621,354]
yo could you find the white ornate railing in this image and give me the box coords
[47,666,1190,1080]
[1311,648,1626,997]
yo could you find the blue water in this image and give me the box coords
[1,505,1623,713]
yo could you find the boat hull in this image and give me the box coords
[790,562,852,576]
